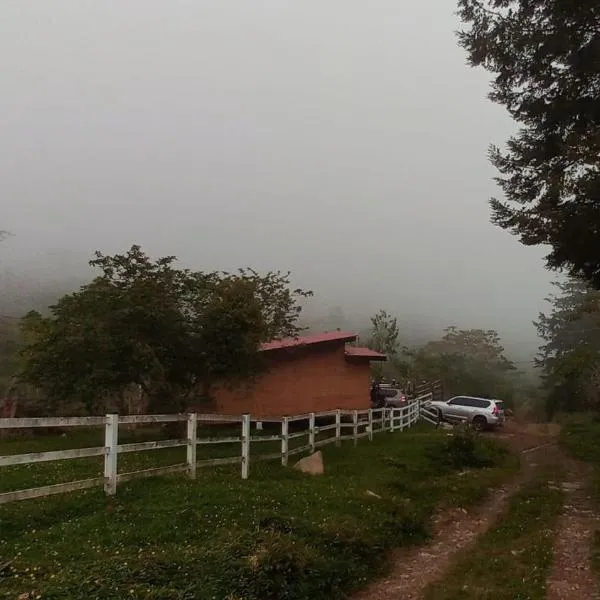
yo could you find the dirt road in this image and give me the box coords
[353,422,599,600]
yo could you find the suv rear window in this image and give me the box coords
[472,398,491,408]
[381,388,398,398]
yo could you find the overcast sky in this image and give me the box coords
[1,1,554,356]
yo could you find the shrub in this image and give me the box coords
[428,426,507,470]
[230,532,324,600]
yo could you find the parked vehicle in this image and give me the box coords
[427,395,505,429]
[376,385,408,409]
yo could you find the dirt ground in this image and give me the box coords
[546,455,600,600]
[353,421,600,600]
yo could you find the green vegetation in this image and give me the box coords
[458,0,600,288]
[561,417,600,503]
[17,245,311,415]
[0,430,516,600]
[560,417,600,465]
[424,472,563,600]
[537,280,600,417]
[362,309,521,403]
[365,309,400,380]
[561,417,600,584]
[0,317,19,395]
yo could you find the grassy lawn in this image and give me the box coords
[424,468,563,600]
[1,428,517,600]
[0,422,328,494]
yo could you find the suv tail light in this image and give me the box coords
[492,404,499,416]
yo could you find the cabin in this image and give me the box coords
[212,331,386,418]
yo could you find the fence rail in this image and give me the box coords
[0,394,433,505]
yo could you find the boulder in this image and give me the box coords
[294,451,324,475]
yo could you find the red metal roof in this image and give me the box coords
[344,346,387,361]
[260,331,357,352]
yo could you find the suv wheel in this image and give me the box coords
[472,415,487,430]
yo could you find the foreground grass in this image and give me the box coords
[1,429,516,600]
[424,469,563,600]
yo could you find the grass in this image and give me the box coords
[0,427,517,600]
[424,469,563,600]
[561,415,600,508]
[561,415,600,581]
[0,422,325,494]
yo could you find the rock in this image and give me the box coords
[365,490,382,499]
[17,593,31,600]
[294,451,324,475]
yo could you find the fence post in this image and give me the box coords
[104,414,118,496]
[281,416,289,466]
[400,407,406,431]
[241,414,251,480]
[390,408,396,433]
[309,412,316,453]
[353,410,358,447]
[335,409,341,447]
[187,412,197,480]
[368,409,373,441]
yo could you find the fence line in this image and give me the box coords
[0,394,433,505]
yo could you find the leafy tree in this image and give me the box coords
[367,310,399,355]
[535,279,600,415]
[410,327,516,401]
[18,246,311,414]
[458,0,600,286]
[366,310,413,382]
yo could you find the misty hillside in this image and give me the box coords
[0,269,84,316]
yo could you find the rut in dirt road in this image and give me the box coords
[546,456,600,600]
[352,441,545,600]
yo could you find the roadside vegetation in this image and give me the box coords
[0,429,516,600]
[561,416,600,577]
[424,470,563,600]
[561,416,600,503]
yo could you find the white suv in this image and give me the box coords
[428,396,505,429]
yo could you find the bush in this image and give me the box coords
[231,532,323,600]
[428,426,507,470]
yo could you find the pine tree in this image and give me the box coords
[458,0,600,286]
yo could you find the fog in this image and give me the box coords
[1,1,553,360]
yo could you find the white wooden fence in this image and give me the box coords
[0,394,431,505]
